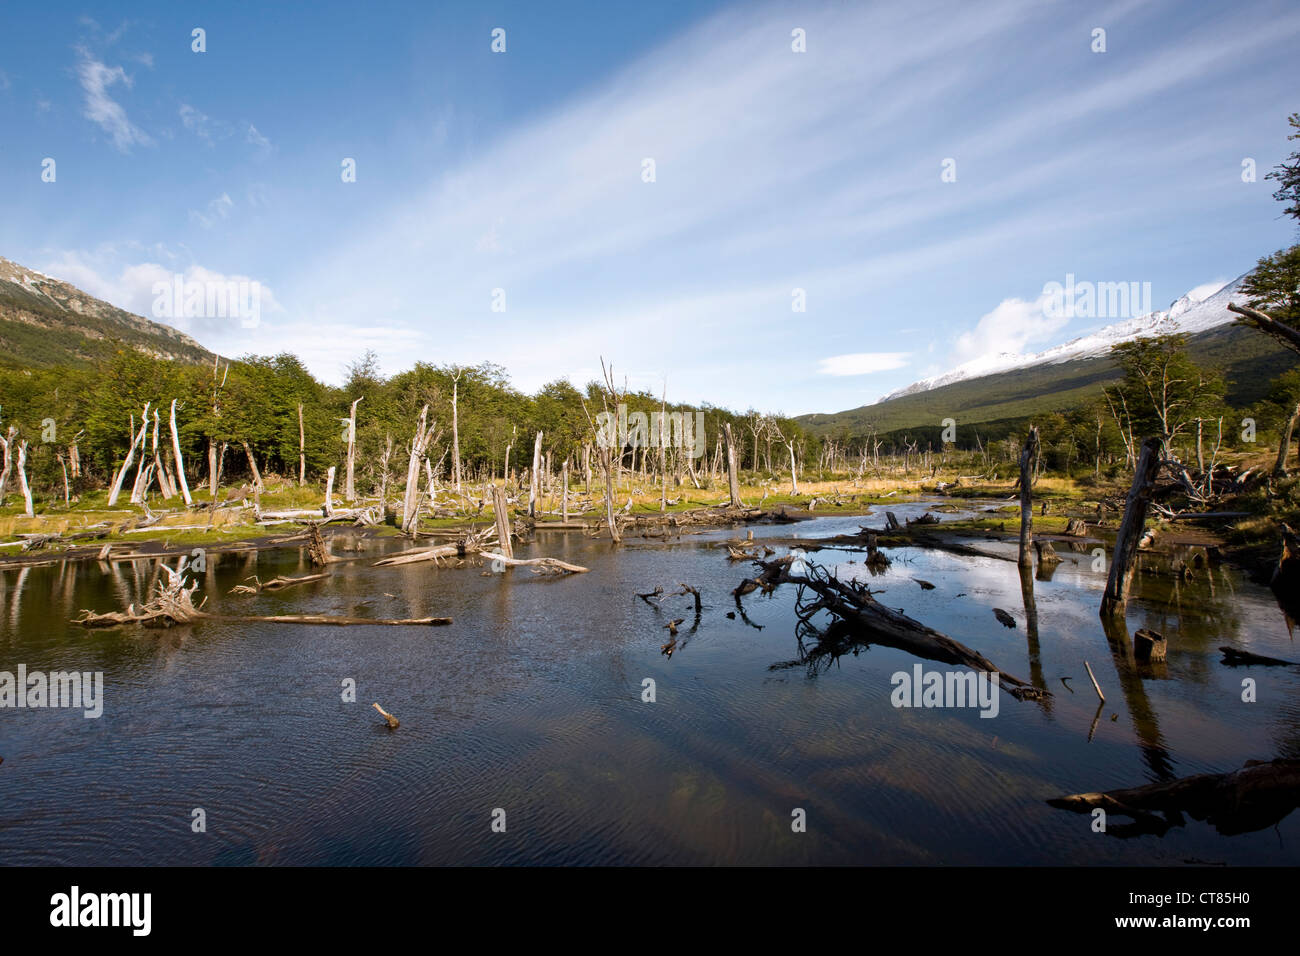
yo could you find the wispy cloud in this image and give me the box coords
[817,353,911,376]
[190,192,234,228]
[75,47,152,152]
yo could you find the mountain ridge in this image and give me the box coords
[0,255,216,369]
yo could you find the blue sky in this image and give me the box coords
[1,0,1297,415]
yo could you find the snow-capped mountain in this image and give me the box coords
[877,275,1248,402]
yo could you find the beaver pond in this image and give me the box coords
[1,499,1297,865]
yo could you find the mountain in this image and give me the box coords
[0,256,216,369]
[800,274,1294,439]
[878,276,1245,402]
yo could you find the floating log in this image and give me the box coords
[372,544,463,567]
[1048,758,1300,836]
[1083,660,1105,702]
[478,551,588,574]
[230,572,331,594]
[993,608,1016,629]
[1218,646,1298,667]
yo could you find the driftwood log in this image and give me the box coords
[479,551,588,574]
[752,555,1045,699]
[1048,758,1300,836]
[1219,646,1297,667]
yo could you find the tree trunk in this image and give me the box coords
[0,426,17,503]
[401,406,433,535]
[451,378,462,494]
[345,397,363,502]
[169,400,193,506]
[1100,436,1163,620]
[207,440,219,497]
[529,431,543,518]
[492,483,514,559]
[1274,401,1300,478]
[1018,426,1039,569]
[325,465,337,517]
[129,404,152,504]
[724,422,742,506]
[16,440,34,516]
[242,441,265,493]
[298,403,306,486]
[109,415,148,506]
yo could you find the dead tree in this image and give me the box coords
[1275,399,1300,478]
[0,425,17,503]
[401,405,434,535]
[1228,301,1300,355]
[451,369,463,494]
[753,555,1044,698]
[1017,426,1039,569]
[297,402,306,486]
[1100,436,1163,620]
[242,441,265,494]
[344,396,363,502]
[15,440,33,516]
[492,483,514,559]
[169,400,193,506]
[108,408,149,506]
[581,358,622,542]
[529,430,543,518]
[724,422,743,507]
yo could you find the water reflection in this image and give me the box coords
[0,511,1297,865]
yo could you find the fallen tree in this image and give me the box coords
[1048,758,1300,837]
[72,559,450,628]
[749,555,1046,699]
[479,551,588,574]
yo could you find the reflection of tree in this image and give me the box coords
[1018,564,1052,716]
[1100,616,1174,782]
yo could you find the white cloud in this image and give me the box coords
[949,293,1068,366]
[40,250,282,345]
[817,352,911,376]
[1186,279,1228,302]
[75,47,152,152]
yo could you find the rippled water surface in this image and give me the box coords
[2,501,1297,865]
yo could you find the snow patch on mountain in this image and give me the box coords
[876,275,1245,402]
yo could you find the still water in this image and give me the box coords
[1,501,1297,865]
